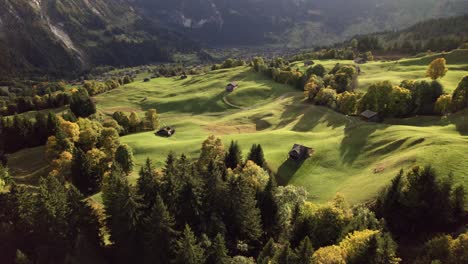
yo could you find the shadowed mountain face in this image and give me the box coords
[135,0,468,46]
[0,0,467,75]
[0,0,199,76]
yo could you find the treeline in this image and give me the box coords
[111,109,160,135]
[0,135,466,263]
[0,112,59,154]
[0,88,98,155]
[346,15,468,54]
[212,58,246,70]
[274,57,468,118]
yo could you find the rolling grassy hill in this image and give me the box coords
[8,51,468,205]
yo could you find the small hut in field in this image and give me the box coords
[289,144,314,161]
[156,127,176,137]
[360,110,380,122]
[226,82,238,93]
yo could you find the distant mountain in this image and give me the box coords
[350,15,468,54]
[0,0,199,76]
[134,0,468,47]
[1,0,467,76]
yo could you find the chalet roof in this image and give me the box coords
[360,110,378,119]
[289,144,314,161]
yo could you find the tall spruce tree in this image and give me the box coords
[71,147,92,194]
[206,233,230,264]
[247,144,266,168]
[259,174,278,236]
[276,242,297,264]
[137,158,159,210]
[144,195,177,264]
[225,141,242,170]
[296,236,314,264]
[175,225,205,264]
[102,167,144,262]
[258,238,277,264]
[227,176,262,246]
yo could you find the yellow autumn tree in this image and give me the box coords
[49,151,73,180]
[144,109,160,130]
[59,118,80,142]
[434,94,452,115]
[198,135,225,170]
[426,58,448,80]
[312,245,346,264]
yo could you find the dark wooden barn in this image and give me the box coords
[226,82,238,93]
[156,127,176,137]
[289,144,314,161]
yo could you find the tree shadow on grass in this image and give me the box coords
[276,158,305,186]
[140,91,227,114]
[339,122,384,165]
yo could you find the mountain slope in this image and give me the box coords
[0,0,200,76]
[135,0,468,47]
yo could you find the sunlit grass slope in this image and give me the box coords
[92,63,468,205]
[9,52,468,205]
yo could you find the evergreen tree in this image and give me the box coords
[227,176,263,244]
[71,148,92,194]
[296,236,314,264]
[175,225,205,264]
[259,174,278,236]
[144,195,177,264]
[207,233,230,264]
[102,167,144,262]
[276,242,297,264]
[176,174,203,231]
[137,158,159,210]
[247,144,266,168]
[225,140,242,170]
[115,144,134,175]
[258,238,277,264]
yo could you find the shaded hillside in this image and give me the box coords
[350,15,468,54]
[0,0,200,77]
[135,0,468,47]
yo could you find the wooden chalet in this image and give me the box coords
[289,144,314,161]
[226,82,238,92]
[156,127,176,137]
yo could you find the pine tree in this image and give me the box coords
[225,140,242,169]
[115,144,134,175]
[137,158,158,210]
[276,242,297,264]
[247,144,266,168]
[102,167,144,262]
[162,153,178,212]
[176,175,203,231]
[228,176,262,245]
[296,236,314,264]
[144,195,177,264]
[259,174,278,236]
[175,225,205,264]
[71,147,91,194]
[258,238,277,264]
[207,233,230,264]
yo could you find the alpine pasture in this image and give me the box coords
[9,50,468,205]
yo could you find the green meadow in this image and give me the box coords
[9,50,468,205]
